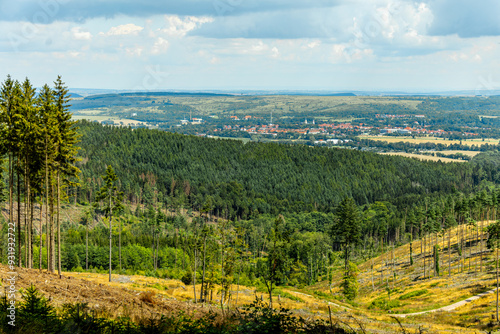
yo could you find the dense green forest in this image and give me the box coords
[2,75,500,312]
[75,121,498,218]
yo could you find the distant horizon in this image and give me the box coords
[66,87,500,97]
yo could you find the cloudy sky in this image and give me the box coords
[1,0,500,92]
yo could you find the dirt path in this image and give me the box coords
[294,287,498,318]
[392,288,498,318]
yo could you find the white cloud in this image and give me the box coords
[105,23,144,36]
[330,43,374,63]
[306,41,321,49]
[271,46,280,58]
[251,41,267,53]
[151,37,169,54]
[159,15,213,38]
[126,46,144,57]
[3,2,500,91]
[71,27,92,40]
[52,51,82,59]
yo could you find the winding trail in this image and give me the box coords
[392,287,499,318]
[292,287,498,318]
[291,291,352,310]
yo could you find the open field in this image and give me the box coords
[429,150,481,157]
[380,152,468,163]
[72,115,150,126]
[360,135,500,147]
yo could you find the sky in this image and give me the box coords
[1,0,500,92]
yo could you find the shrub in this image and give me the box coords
[17,285,60,333]
[399,289,428,300]
[341,262,359,301]
[139,291,156,304]
[73,266,84,272]
[369,297,401,310]
[181,271,193,286]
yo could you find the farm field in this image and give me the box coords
[379,152,467,162]
[360,135,499,147]
[72,114,150,126]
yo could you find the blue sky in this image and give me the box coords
[1,0,500,92]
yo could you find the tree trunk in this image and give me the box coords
[448,228,451,277]
[29,191,34,268]
[109,194,113,283]
[497,247,499,322]
[8,153,13,267]
[423,234,426,279]
[39,197,43,271]
[480,220,483,272]
[236,260,242,306]
[193,248,197,303]
[86,218,89,270]
[57,173,61,277]
[156,231,159,271]
[45,151,50,272]
[461,220,464,272]
[17,165,21,267]
[24,173,28,268]
[50,179,55,272]
[434,233,437,277]
[269,280,273,309]
[456,219,460,272]
[201,234,207,302]
[371,257,375,292]
[468,226,471,271]
[392,242,396,288]
[119,218,122,272]
[476,225,479,273]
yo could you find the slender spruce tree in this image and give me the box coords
[333,197,361,273]
[0,76,21,266]
[38,84,58,272]
[53,76,80,276]
[94,165,123,282]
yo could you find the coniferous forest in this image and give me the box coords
[1,75,500,332]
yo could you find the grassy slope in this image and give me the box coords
[307,220,500,332]
[6,198,495,332]
[8,200,500,332]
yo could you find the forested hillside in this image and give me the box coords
[2,76,500,333]
[76,121,494,220]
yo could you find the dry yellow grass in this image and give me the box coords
[307,220,500,332]
[360,135,499,147]
[13,198,499,332]
[380,152,467,163]
[63,217,500,334]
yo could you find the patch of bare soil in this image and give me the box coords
[0,264,209,320]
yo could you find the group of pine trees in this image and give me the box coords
[0,75,80,275]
